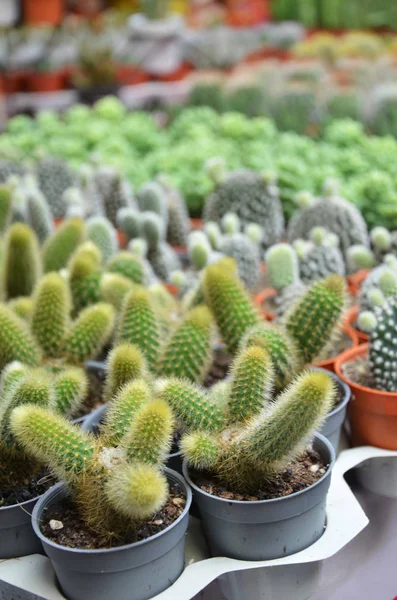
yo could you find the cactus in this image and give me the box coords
[117,208,141,241]
[366,297,397,392]
[100,273,134,310]
[86,216,118,263]
[43,218,85,273]
[346,245,375,273]
[36,157,76,219]
[0,304,40,367]
[0,361,27,396]
[26,187,54,244]
[104,343,148,400]
[31,273,71,358]
[219,233,261,290]
[107,252,145,285]
[117,288,161,371]
[228,346,274,423]
[222,213,240,234]
[158,306,214,384]
[102,379,151,445]
[288,179,369,257]
[102,171,135,226]
[8,296,34,323]
[299,243,345,284]
[285,275,346,364]
[157,379,226,431]
[204,260,260,354]
[204,168,284,249]
[52,367,88,416]
[204,221,222,250]
[188,232,211,270]
[137,182,168,226]
[68,251,103,313]
[241,322,300,389]
[0,185,13,233]
[266,243,300,292]
[3,223,41,300]
[158,176,190,247]
[62,303,115,364]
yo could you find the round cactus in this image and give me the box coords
[106,252,145,285]
[266,243,300,292]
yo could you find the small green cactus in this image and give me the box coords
[117,287,161,371]
[222,212,240,234]
[141,211,165,252]
[31,273,71,358]
[62,303,115,364]
[102,379,151,446]
[0,185,13,233]
[346,245,375,272]
[51,367,88,416]
[158,305,214,384]
[266,243,300,292]
[204,221,222,250]
[86,216,118,264]
[204,259,260,354]
[188,232,211,270]
[26,188,54,244]
[104,343,148,400]
[370,226,391,252]
[3,223,41,300]
[43,218,85,273]
[8,296,34,323]
[100,273,134,310]
[68,249,103,313]
[0,304,40,368]
[0,361,27,396]
[117,208,141,241]
[285,274,346,364]
[107,252,145,285]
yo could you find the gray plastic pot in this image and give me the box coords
[32,468,192,600]
[0,495,45,559]
[182,433,335,561]
[312,367,351,452]
[82,403,183,474]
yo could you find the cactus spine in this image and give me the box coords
[62,303,115,364]
[43,218,85,273]
[3,223,41,300]
[0,304,40,367]
[104,343,148,400]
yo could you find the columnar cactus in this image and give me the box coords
[43,218,85,273]
[8,296,34,323]
[285,274,346,364]
[0,304,40,367]
[158,305,214,384]
[26,187,54,244]
[62,303,115,364]
[102,379,152,445]
[31,272,71,358]
[68,247,103,313]
[116,208,141,242]
[107,252,145,285]
[104,343,148,400]
[36,157,76,219]
[204,259,260,354]
[117,287,161,371]
[3,223,41,300]
[86,216,118,263]
[100,273,134,311]
[0,185,13,233]
[158,176,190,247]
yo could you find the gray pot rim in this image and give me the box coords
[310,367,351,419]
[31,467,192,556]
[0,492,45,513]
[182,432,335,508]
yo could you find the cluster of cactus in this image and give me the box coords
[161,355,335,492]
[288,180,369,258]
[11,374,175,539]
[203,160,284,250]
[357,255,397,313]
[0,362,88,489]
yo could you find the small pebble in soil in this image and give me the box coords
[50,519,64,531]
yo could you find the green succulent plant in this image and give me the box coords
[2,223,42,300]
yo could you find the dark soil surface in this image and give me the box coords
[192,447,327,502]
[203,346,232,388]
[40,483,186,550]
[321,331,353,361]
[0,468,56,508]
[342,355,373,389]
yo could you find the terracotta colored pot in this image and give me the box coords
[335,344,397,450]
[346,269,369,297]
[24,0,64,25]
[314,324,359,373]
[164,283,179,296]
[4,71,27,94]
[190,218,203,231]
[254,287,276,321]
[344,306,368,344]
[116,65,149,86]
[117,230,127,249]
[155,63,193,83]
[27,71,64,93]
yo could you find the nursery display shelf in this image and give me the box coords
[6,81,192,115]
[2,447,396,600]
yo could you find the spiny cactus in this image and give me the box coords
[266,243,300,292]
[11,377,175,536]
[180,369,335,493]
[107,252,145,285]
[43,218,85,273]
[86,216,118,263]
[285,274,346,364]
[346,244,375,273]
[100,273,134,310]
[31,272,71,358]
[104,343,148,401]
[26,187,54,244]
[68,248,103,313]
[8,296,34,323]
[101,171,135,227]
[51,367,89,416]
[0,185,13,233]
[116,208,141,241]
[299,242,345,284]
[188,232,212,270]
[62,303,115,364]
[2,223,41,300]
[0,304,40,368]
[137,182,168,223]
[0,361,27,396]
[219,233,261,290]
[117,288,161,371]
[204,259,260,354]
[102,379,151,445]
[158,176,190,247]
[241,322,300,389]
[36,157,76,219]
[158,305,214,384]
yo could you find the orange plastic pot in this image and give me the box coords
[116,66,149,86]
[253,288,276,321]
[117,230,127,249]
[346,269,369,297]
[314,324,359,373]
[24,0,64,25]
[335,344,397,450]
[5,71,27,94]
[27,71,64,93]
[344,306,368,344]
[190,218,203,231]
[164,283,179,296]
[155,63,193,83]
